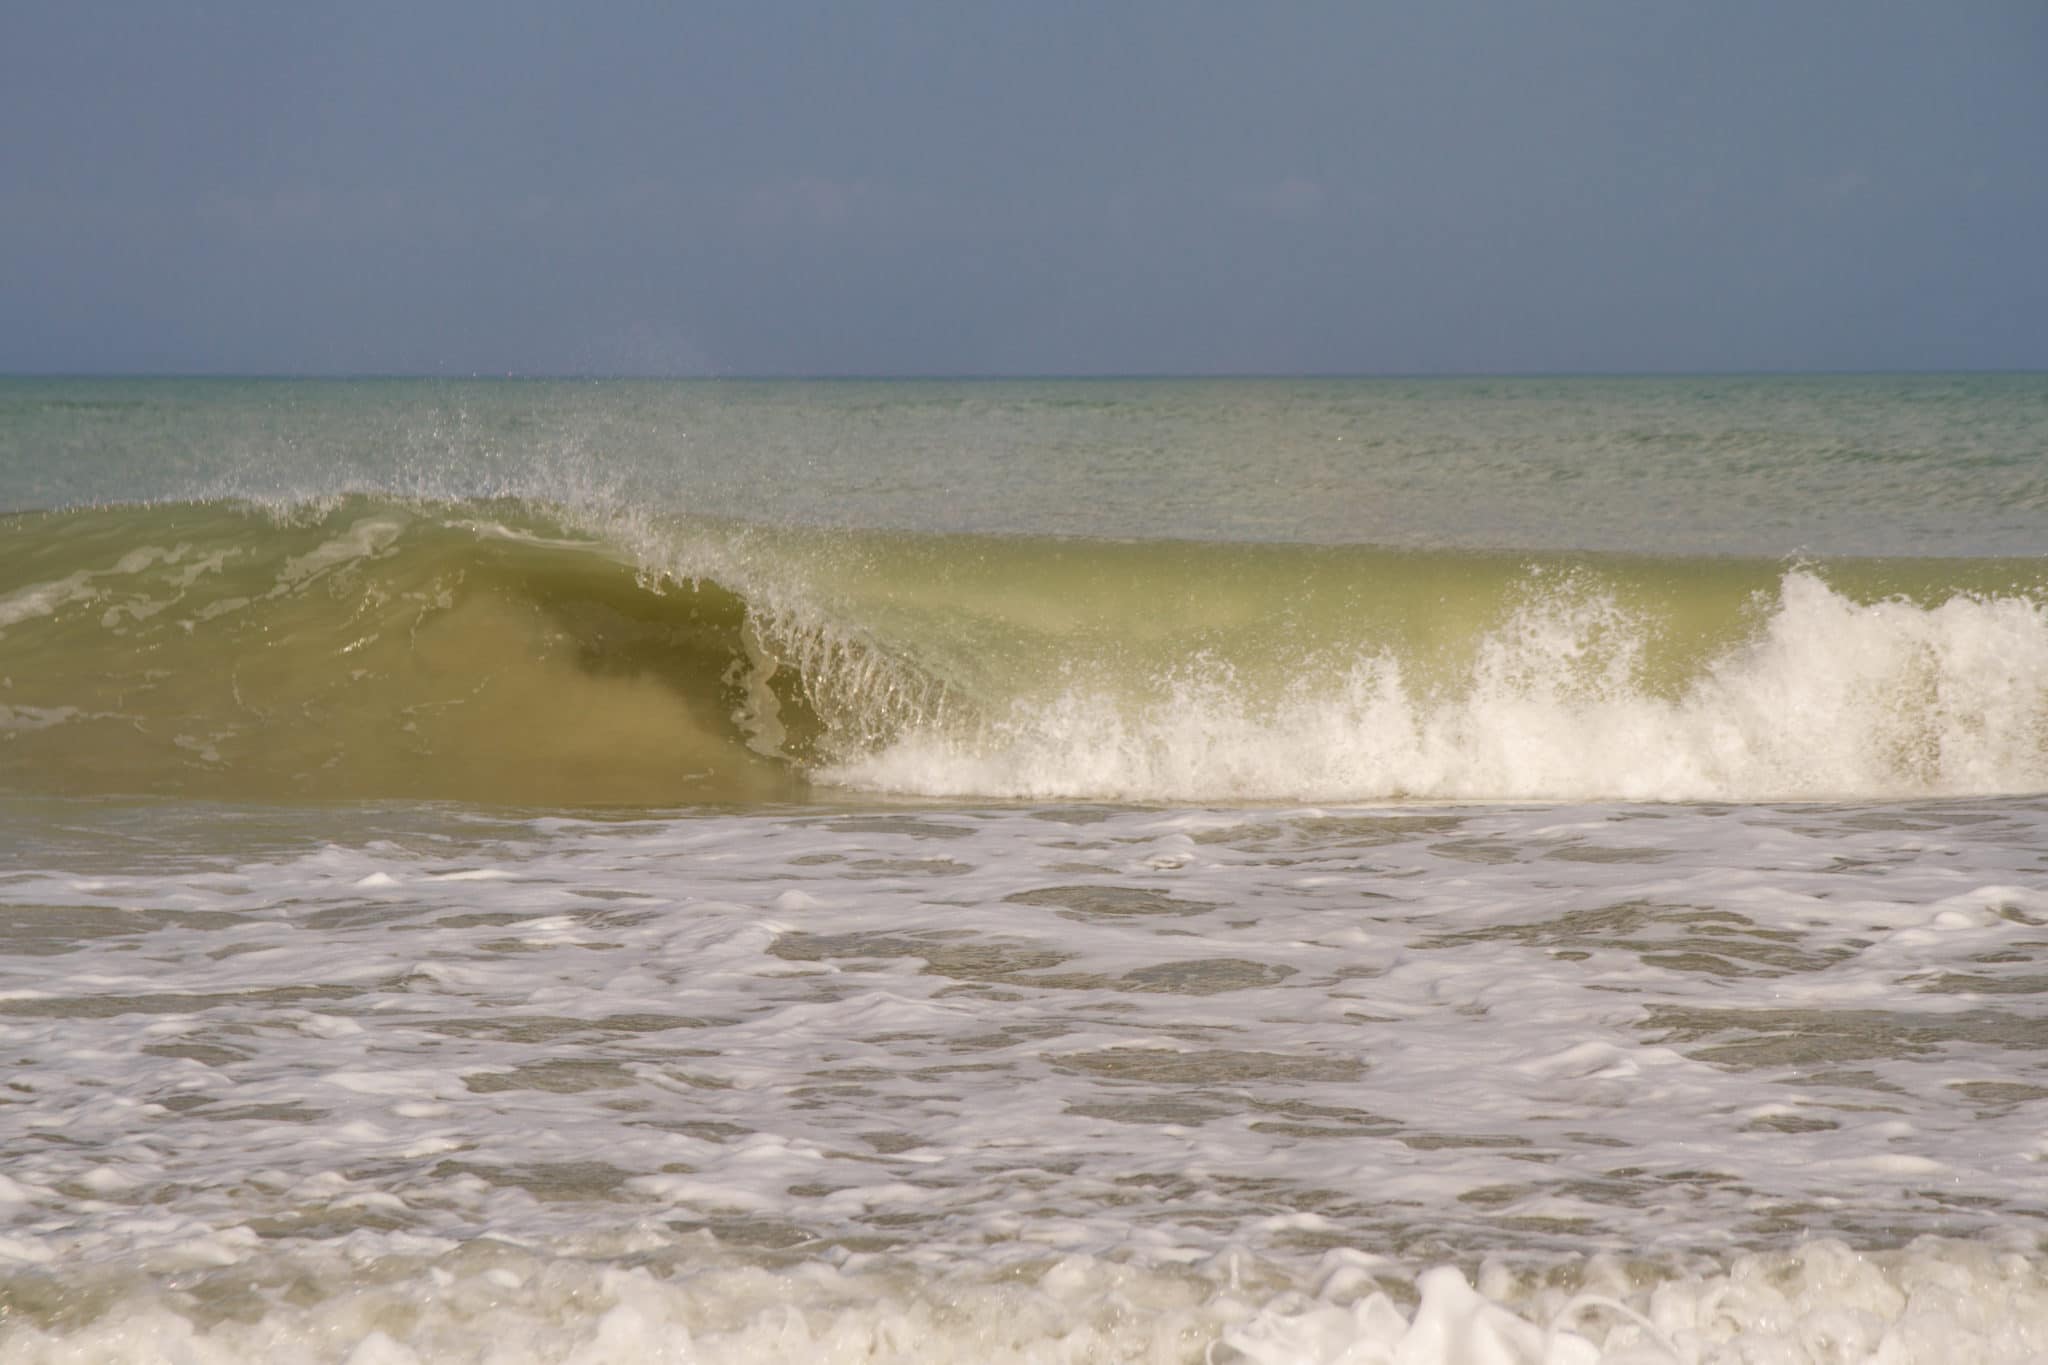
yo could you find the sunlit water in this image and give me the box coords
[2,376,2047,1362]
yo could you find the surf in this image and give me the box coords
[2,495,2045,806]
[0,499,815,805]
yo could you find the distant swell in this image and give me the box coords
[3,497,2046,805]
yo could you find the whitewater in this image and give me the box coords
[2,374,2047,1362]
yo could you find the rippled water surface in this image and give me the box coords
[5,797,2048,1359]
[3,376,2047,1361]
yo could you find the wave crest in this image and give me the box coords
[833,571,2048,803]
[4,498,2045,805]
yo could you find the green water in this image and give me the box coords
[3,375,2044,804]
[5,373,2045,553]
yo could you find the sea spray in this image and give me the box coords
[831,570,2048,803]
[9,375,2048,1365]
[6,498,2047,804]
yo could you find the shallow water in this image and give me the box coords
[2,376,2046,1361]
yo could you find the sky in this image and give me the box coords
[3,1,2044,377]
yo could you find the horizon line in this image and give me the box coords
[4,366,2044,383]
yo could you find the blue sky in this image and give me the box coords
[4,1,2043,375]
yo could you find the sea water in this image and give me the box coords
[2,375,2046,1362]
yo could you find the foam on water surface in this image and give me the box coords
[7,498,2048,806]
[5,376,2048,1359]
[832,569,2048,802]
[3,797,2046,1360]
[6,1235,2048,1363]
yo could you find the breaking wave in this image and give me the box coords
[2,497,2045,805]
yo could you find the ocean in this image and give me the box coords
[2,373,2046,1362]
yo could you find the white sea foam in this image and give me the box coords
[0,543,233,637]
[8,373,2048,1362]
[273,516,404,587]
[0,571,98,632]
[3,800,2045,1294]
[3,1236,2046,1363]
[0,704,82,732]
[831,572,2048,802]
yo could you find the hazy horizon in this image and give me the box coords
[5,2,2043,378]
[7,366,2047,383]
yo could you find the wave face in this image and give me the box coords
[3,496,2047,805]
[0,500,807,804]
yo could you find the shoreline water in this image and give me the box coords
[3,376,2045,1361]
